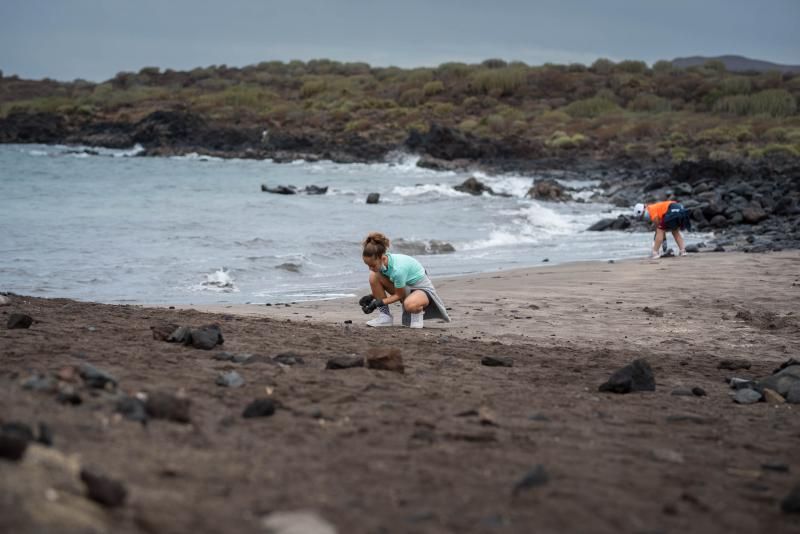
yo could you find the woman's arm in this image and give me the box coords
[381,287,406,305]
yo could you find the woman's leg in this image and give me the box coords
[369,271,395,299]
[672,229,686,253]
[652,229,666,256]
[403,290,430,314]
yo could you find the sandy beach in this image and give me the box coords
[2,251,800,533]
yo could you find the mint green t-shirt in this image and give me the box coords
[380,253,425,289]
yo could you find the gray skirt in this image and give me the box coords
[401,274,451,326]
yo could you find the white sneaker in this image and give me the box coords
[366,313,393,327]
[679,249,688,257]
[409,312,424,329]
[649,251,661,259]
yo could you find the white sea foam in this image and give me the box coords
[170,152,223,162]
[111,144,145,158]
[192,268,239,293]
[391,183,469,198]
[460,202,585,250]
[27,149,49,157]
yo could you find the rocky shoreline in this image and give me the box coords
[3,109,799,252]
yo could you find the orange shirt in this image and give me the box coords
[646,200,675,224]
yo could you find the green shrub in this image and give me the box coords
[423,81,445,96]
[436,62,470,80]
[563,96,619,118]
[482,59,508,69]
[652,60,674,74]
[398,88,424,107]
[344,118,371,132]
[486,114,507,133]
[431,102,455,117]
[546,130,587,149]
[539,110,570,123]
[720,76,752,95]
[628,93,671,113]
[469,67,527,96]
[715,89,797,117]
[459,118,479,131]
[617,60,648,74]
[749,89,797,117]
[671,147,690,161]
[713,94,751,115]
[590,58,615,75]
[300,79,326,98]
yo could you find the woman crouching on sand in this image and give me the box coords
[359,232,451,328]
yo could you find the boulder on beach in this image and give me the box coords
[599,359,656,394]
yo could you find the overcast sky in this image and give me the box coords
[1,0,798,82]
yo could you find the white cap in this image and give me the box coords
[633,203,645,219]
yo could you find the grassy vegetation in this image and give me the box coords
[2,58,800,160]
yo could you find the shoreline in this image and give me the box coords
[2,250,800,532]
[161,250,800,348]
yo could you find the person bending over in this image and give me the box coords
[359,232,451,329]
[633,200,691,259]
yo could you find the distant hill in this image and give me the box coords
[671,55,800,74]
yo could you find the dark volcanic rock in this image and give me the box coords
[303,185,328,195]
[132,110,207,147]
[116,396,148,423]
[0,423,33,461]
[242,398,276,418]
[366,192,380,204]
[0,110,69,143]
[78,363,117,389]
[455,177,494,196]
[189,324,224,350]
[366,349,405,373]
[80,469,127,508]
[261,184,297,194]
[481,356,514,367]
[216,371,245,388]
[512,465,549,496]
[782,483,800,514]
[151,323,179,341]
[718,359,752,371]
[758,365,800,397]
[145,391,191,423]
[273,352,305,366]
[527,178,572,201]
[326,355,364,370]
[598,359,656,394]
[7,313,33,329]
[587,215,632,232]
[733,389,762,404]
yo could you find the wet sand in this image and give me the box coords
[2,251,800,533]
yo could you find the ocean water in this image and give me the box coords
[0,144,696,304]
